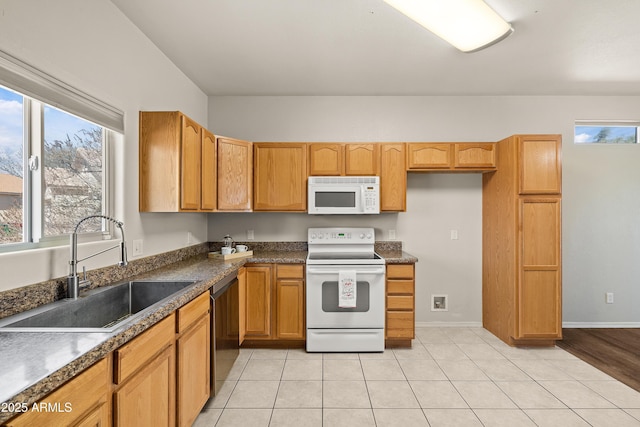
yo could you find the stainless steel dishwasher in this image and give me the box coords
[210,272,240,396]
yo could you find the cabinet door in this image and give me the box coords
[276,264,305,340]
[217,137,253,210]
[345,144,379,175]
[114,345,175,427]
[407,143,452,169]
[180,115,201,211]
[454,143,496,169]
[6,358,110,427]
[201,128,217,211]
[177,314,210,427]
[254,143,307,211]
[517,198,562,339]
[518,135,561,194]
[237,267,246,345]
[244,265,272,337]
[139,111,181,212]
[308,143,344,175]
[380,143,406,211]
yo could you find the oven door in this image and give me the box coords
[306,264,385,329]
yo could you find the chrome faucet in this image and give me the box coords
[67,215,128,299]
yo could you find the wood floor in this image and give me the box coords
[557,328,640,392]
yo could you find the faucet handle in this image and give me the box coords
[79,266,91,288]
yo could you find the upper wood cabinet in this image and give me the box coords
[454,143,496,169]
[201,129,217,211]
[308,143,378,176]
[217,136,253,211]
[254,143,307,211]
[308,143,344,175]
[518,135,561,194]
[345,144,379,175]
[140,111,216,212]
[407,143,452,169]
[407,143,496,171]
[380,143,406,212]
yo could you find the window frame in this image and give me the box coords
[574,120,640,145]
[0,88,115,253]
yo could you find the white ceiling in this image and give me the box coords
[110,0,640,96]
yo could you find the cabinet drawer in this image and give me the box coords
[6,358,110,427]
[386,264,414,279]
[387,279,414,295]
[386,311,415,338]
[276,264,304,279]
[114,313,175,384]
[387,295,413,310]
[177,292,210,333]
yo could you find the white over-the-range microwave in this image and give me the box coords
[307,176,380,214]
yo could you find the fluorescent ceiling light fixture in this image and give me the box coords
[383,0,514,52]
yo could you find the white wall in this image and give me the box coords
[208,96,640,326]
[0,0,209,291]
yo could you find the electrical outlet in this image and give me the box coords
[450,229,459,240]
[132,239,143,257]
[247,229,255,240]
[389,229,396,240]
[606,292,614,304]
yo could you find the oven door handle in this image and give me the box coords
[306,267,386,275]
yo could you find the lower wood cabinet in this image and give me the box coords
[385,264,415,347]
[114,345,175,427]
[176,292,211,427]
[7,291,213,427]
[243,263,305,343]
[275,264,305,340]
[6,357,111,427]
[114,313,176,427]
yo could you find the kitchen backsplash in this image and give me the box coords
[0,240,403,320]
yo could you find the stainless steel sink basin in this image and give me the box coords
[0,280,197,332]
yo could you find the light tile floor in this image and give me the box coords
[194,327,640,426]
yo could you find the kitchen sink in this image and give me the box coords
[0,280,197,332]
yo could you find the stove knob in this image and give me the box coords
[366,233,372,239]
[359,233,365,239]
[310,233,317,239]
[318,234,324,239]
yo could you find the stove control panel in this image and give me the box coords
[308,227,375,244]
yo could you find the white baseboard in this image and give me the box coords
[563,322,640,328]
[415,321,483,328]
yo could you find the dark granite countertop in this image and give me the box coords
[0,254,243,422]
[0,247,416,422]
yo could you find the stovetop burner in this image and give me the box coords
[307,252,383,260]
[306,227,385,265]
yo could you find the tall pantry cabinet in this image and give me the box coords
[482,134,562,346]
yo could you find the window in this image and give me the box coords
[575,121,639,144]
[0,85,108,247]
[0,49,123,251]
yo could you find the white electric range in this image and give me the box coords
[305,227,385,352]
